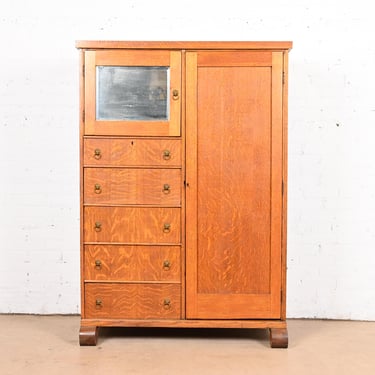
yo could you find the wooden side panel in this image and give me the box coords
[85,283,181,319]
[186,51,284,319]
[281,51,289,320]
[270,52,284,315]
[83,138,182,167]
[84,245,181,281]
[84,207,181,244]
[79,49,86,318]
[84,168,181,205]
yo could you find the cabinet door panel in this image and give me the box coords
[186,51,284,319]
[84,50,181,136]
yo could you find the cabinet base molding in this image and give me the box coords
[79,319,287,347]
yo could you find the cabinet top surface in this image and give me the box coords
[75,40,292,50]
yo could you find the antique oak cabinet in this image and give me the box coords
[76,41,292,347]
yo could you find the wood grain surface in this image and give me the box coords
[80,318,287,329]
[84,168,181,205]
[83,138,181,167]
[196,65,272,295]
[84,206,181,244]
[76,40,293,51]
[185,50,284,319]
[84,245,181,281]
[84,283,181,319]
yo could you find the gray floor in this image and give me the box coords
[0,315,374,374]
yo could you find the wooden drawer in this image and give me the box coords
[84,168,181,205]
[83,138,181,166]
[84,207,181,244]
[84,283,181,319]
[84,245,181,281]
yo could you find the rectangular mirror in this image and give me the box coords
[96,66,170,121]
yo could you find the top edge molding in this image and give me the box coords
[75,40,293,51]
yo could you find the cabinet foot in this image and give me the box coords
[79,326,99,346]
[269,327,288,348]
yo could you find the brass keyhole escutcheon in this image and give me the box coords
[163,299,171,309]
[94,184,102,194]
[95,260,102,270]
[163,150,171,160]
[172,89,179,100]
[94,149,102,160]
[163,223,171,233]
[163,184,170,194]
[95,299,103,307]
[163,260,171,271]
[94,222,102,232]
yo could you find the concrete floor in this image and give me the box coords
[0,315,374,375]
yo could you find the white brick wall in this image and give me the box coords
[0,0,374,319]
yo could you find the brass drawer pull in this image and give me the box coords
[163,260,171,271]
[163,150,171,160]
[163,184,170,194]
[163,223,171,233]
[94,149,102,160]
[94,222,102,232]
[94,184,102,194]
[95,260,102,270]
[95,299,102,307]
[172,89,179,100]
[163,298,171,309]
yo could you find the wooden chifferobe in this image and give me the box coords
[76,41,292,348]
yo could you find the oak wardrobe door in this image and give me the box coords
[185,51,284,319]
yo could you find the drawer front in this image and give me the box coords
[84,207,181,243]
[84,245,181,281]
[84,168,181,205]
[84,138,181,166]
[85,283,181,319]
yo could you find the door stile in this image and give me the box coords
[185,52,198,318]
